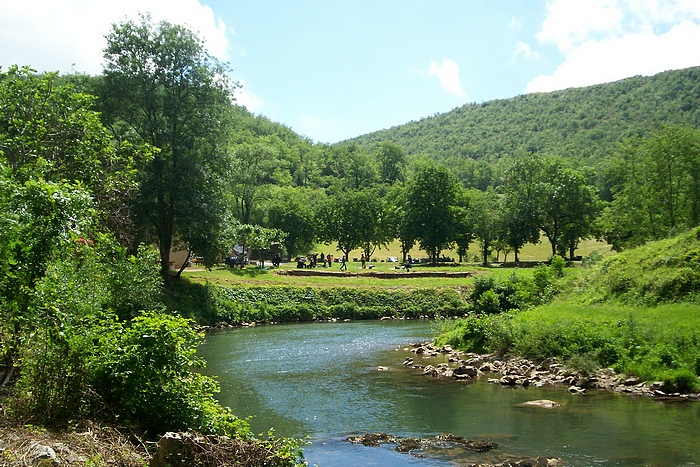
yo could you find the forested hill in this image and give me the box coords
[347,66,700,166]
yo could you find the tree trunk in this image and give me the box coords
[175,249,191,278]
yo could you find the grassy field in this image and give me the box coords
[183,237,608,288]
[308,237,612,264]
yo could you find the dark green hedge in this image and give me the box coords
[167,281,469,325]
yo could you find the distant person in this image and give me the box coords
[320,252,325,267]
[361,254,366,269]
[327,254,333,268]
[405,255,412,271]
[340,256,347,270]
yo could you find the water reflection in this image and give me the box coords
[198,321,700,467]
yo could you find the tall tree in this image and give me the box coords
[601,125,700,250]
[384,183,415,262]
[317,189,384,262]
[466,188,502,267]
[100,14,235,281]
[266,187,318,261]
[501,156,541,262]
[406,162,457,263]
[375,140,407,185]
[229,137,283,225]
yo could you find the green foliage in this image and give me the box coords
[316,188,389,261]
[101,14,235,279]
[406,162,458,262]
[574,226,700,305]
[600,125,700,251]
[91,311,250,438]
[350,67,700,169]
[170,282,470,325]
[549,255,566,278]
[436,302,700,386]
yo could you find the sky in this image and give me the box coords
[2,1,700,144]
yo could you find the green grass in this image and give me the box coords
[435,301,700,391]
[307,237,611,264]
[182,261,550,289]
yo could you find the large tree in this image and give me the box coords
[601,125,700,250]
[406,162,458,263]
[100,14,235,281]
[375,140,407,185]
[501,156,541,262]
[466,188,502,267]
[317,189,384,262]
[266,186,318,261]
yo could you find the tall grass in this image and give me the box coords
[435,303,700,392]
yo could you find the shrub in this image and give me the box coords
[550,255,566,278]
[91,311,251,438]
[663,369,700,393]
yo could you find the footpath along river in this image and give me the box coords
[198,320,700,466]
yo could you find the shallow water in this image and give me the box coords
[198,320,700,466]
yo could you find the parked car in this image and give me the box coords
[387,256,398,262]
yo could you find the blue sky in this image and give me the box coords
[2,1,700,143]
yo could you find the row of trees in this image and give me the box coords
[266,156,599,267]
[5,14,697,280]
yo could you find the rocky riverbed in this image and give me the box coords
[345,432,564,466]
[404,342,700,400]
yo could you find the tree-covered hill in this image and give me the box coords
[348,66,700,167]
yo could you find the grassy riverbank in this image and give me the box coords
[435,227,700,392]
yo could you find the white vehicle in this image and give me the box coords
[387,256,398,262]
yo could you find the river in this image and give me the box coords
[198,320,700,466]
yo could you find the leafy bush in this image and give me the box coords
[662,369,700,393]
[91,311,251,438]
[177,283,471,324]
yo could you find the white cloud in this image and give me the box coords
[509,16,523,30]
[0,0,230,75]
[528,0,700,93]
[513,41,541,62]
[428,58,467,99]
[537,0,623,53]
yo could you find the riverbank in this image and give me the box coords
[0,422,301,467]
[406,342,700,400]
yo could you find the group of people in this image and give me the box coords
[297,252,335,269]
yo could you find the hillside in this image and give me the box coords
[570,226,700,306]
[348,66,700,167]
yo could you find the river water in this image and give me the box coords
[198,320,700,466]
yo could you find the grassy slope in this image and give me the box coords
[435,227,700,390]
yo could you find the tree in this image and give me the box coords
[319,143,378,190]
[503,155,598,259]
[100,14,235,282]
[266,187,318,261]
[317,189,384,262]
[501,155,542,262]
[0,66,143,248]
[229,137,284,225]
[538,160,598,258]
[406,162,458,263]
[227,222,285,268]
[466,188,502,267]
[384,183,415,262]
[452,186,474,262]
[602,125,700,250]
[0,171,94,389]
[375,140,407,185]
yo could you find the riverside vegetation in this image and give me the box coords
[3,11,700,467]
[434,227,700,394]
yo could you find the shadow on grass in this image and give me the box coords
[223,267,274,278]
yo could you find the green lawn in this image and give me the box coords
[183,237,606,288]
